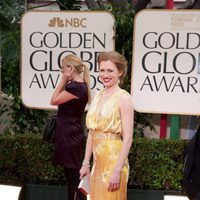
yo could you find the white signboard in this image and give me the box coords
[131,10,200,115]
[164,195,189,200]
[21,11,115,109]
[0,185,21,200]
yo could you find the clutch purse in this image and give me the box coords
[78,175,90,195]
[43,113,57,143]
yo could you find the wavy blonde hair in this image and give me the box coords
[62,54,91,103]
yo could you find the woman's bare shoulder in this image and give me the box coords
[119,90,133,108]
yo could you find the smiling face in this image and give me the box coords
[99,60,122,88]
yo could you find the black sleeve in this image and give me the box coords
[65,82,82,98]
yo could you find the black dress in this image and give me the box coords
[53,81,88,169]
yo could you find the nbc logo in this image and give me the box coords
[48,17,64,27]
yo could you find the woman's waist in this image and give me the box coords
[89,130,122,140]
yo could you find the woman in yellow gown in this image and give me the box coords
[80,51,134,200]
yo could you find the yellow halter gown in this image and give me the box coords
[86,88,130,200]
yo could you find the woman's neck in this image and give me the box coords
[104,84,120,94]
[72,74,83,82]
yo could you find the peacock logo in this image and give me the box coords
[48,17,64,27]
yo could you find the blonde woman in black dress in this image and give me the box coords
[50,54,91,200]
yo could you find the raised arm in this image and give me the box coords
[50,67,77,105]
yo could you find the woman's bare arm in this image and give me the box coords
[108,92,134,191]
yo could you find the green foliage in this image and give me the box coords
[128,138,186,190]
[134,112,155,137]
[0,134,64,185]
[0,134,186,191]
[0,0,49,134]
[56,0,82,10]
[0,0,23,72]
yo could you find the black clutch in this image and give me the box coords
[43,113,57,143]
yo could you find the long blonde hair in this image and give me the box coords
[62,54,91,103]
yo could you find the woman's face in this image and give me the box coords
[99,60,122,88]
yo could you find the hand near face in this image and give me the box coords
[61,66,74,82]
